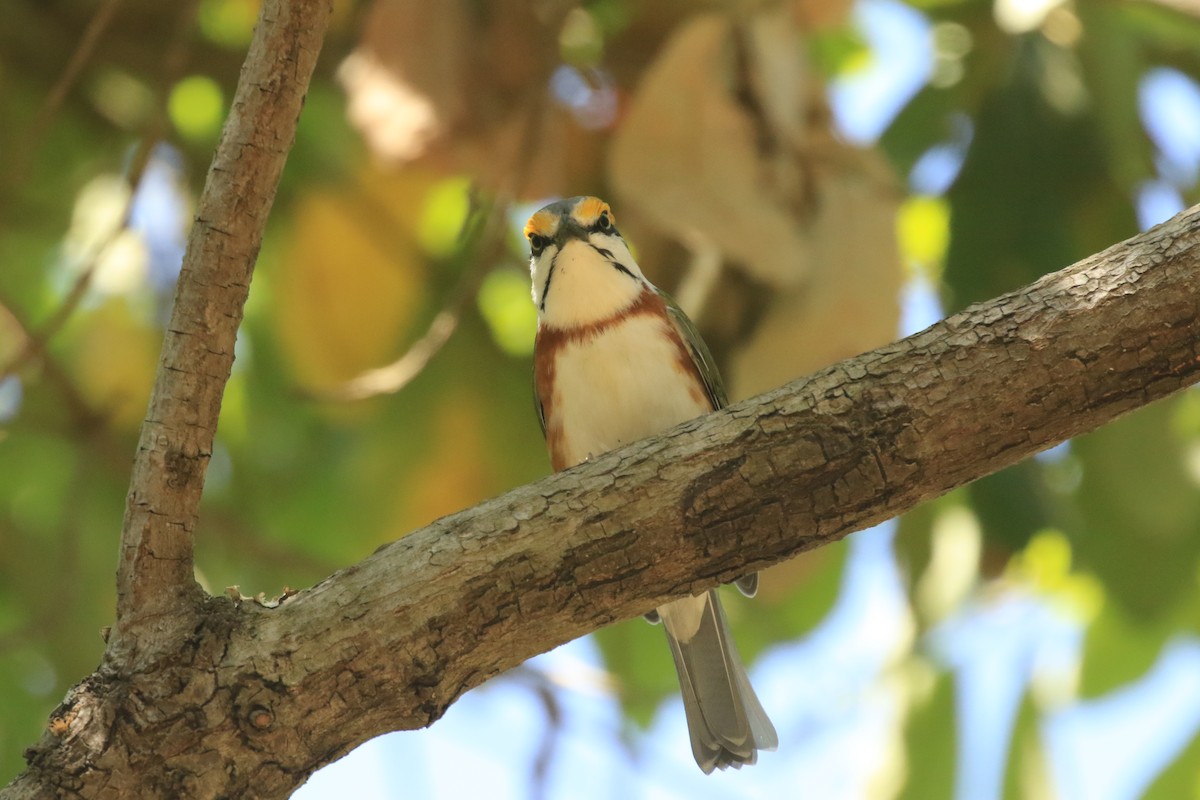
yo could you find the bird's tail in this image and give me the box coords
[658,590,778,773]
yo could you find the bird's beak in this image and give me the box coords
[554,218,589,248]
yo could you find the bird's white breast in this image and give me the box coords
[551,314,710,468]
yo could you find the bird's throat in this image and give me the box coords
[538,240,644,328]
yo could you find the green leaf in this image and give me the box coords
[1069,397,1200,620]
[1144,722,1200,799]
[899,667,957,800]
[1074,4,1157,190]
[943,35,1137,309]
[967,462,1051,557]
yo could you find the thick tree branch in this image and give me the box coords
[7,204,1199,798]
[111,0,333,661]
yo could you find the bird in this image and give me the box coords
[525,195,778,773]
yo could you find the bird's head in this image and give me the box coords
[525,196,647,329]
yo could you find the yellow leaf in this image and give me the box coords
[73,301,159,430]
[417,176,472,258]
[398,391,494,531]
[273,172,431,391]
[169,75,225,143]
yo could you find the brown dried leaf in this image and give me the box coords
[339,0,472,162]
[744,4,811,151]
[607,6,900,397]
[608,13,814,287]
[730,148,902,399]
[339,0,562,192]
[792,0,854,31]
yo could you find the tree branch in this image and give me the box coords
[110,0,334,662]
[7,201,1198,797]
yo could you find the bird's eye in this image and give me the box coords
[528,233,548,253]
[597,211,612,231]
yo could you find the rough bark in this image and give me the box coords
[4,203,1199,797]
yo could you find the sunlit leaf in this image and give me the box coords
[168,75,225,143]
[88,68,155,131]
[477,268,537,357]
[810,26,870,78]
[897,194,950,280]
[197,0,258,48]
[69,301,159,430]
[559,7,605,67]
[417,177,472,258]
[1007,530,1103,623]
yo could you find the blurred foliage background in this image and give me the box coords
[3,0,1200,797]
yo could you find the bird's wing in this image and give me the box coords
[533,371,548,439]
[654,286,729,411]
[656,287,758,598]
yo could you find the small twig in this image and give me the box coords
[317,196,495,401]
[510,667,564,800]
[0,0,129,386]
[0,215,117,385]
[0,296,103,429]
[323,306,465,401]
[120,0,203,187]
[529,678,562,800]
[0,0,201,385]
[3,0,126,196]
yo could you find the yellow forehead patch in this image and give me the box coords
[523,209,559,240]
[571,196,613,228]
